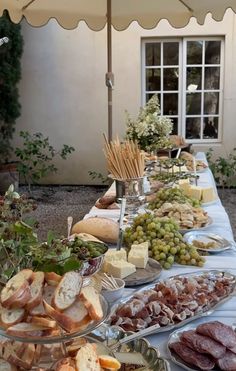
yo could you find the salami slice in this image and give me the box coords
[180,330,226,359]
[196,321,236,349]
[169,341,215,370]
[217,350,236,371]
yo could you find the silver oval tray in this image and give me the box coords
[167,321,236,371]
[183,231,232,253]
[107,270,236,340]
[92,325,171,371]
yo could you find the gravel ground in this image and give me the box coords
[19,185,236,241]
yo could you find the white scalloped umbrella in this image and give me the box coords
[1,0,236,140]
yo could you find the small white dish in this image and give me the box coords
[101,278,125,303]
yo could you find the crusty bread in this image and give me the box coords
[29,316,57,329]
[55,357,76,371]
[52,272,83,311]
[1,307,25,327]
[71,233,102,243]
[0,274,30,309]
[44,272,61,286]
[43,300,90,333]
[26,271,45,310]
[80,286,103,321]
[75,343,101,371]
[7,343,35,370]
[0,359,17,371]
[6,322,47,337]
[98,355,121,370]
[33,344,42,366]
[29,284,56,316]
[3,341,26,364]
[66,338,87,357]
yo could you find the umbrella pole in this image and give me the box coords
[106,0,113,141]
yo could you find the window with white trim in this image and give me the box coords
[142,37,224,143]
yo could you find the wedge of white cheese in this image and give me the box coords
[128,249,148,269]
[106,261,136,279]
[103,248,127,272]
[201,187,216,203]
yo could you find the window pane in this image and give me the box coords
[187,41,203,64]
[163,93,178,115]
[204,92,219,114]
[205,41,221,64]
[187,67,202,90]
[146,93,161,105]
[146,68,161,91]
[204,67,220,89]
[169,117,178,134]
[145,43,160,66]
[186,118,201,139]
[163,42,179,65]
[203,117,218,139]
[186,93,201,115]
[163,68,179,90]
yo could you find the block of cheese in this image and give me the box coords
[103,248,127,272]
[201,187,216,203]
[179,182,191,195]
[178,178,190,185]
[106,261,136,279]
[188,185,202,201]
[130,241,149,253]
[128,249,148,269]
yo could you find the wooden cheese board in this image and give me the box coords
[124,258,162,287]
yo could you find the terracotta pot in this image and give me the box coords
[0,162,19,194]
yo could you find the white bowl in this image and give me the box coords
[101,278,125,303]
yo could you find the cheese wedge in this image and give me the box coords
[131,241,149,253]
[201,187,216,203]
[188,185,202,201]
[106,261,136,279]
[103,248,127,272]
[128,250,148,269]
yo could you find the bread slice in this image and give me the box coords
[1,307,25,327]
[26,271,45,310]
[45,272,61,286]
[29,316,57,329]
[33,344,42,366]
[80,286,103,321]
[43,300,90,333]
[66,338,87,357]
[0,359,17,371]
[0,274,30,309]
[55,357,76,371]
[99,355,121,370]
[7,343,35,370]
[29,285,56,316]
[75,343,101,371]
[6,322,47,337]
[52,272,83,311]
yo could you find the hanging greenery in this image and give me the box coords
[0,11,23,164]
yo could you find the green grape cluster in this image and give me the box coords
[148,187,201,210]
[124,213,205,269]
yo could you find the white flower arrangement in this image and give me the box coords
[125,95,173,152]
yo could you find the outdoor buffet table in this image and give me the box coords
[85,152,236,370]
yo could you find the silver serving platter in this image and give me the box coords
[107,270,236,340]
[92,325,170,370]
[183,231,233,253]
[179,215,213,234]
[167,322,236,371]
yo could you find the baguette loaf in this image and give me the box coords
[72,217,119,243]
[75,343,101,371]
[52,272,83,311]
[0,359,17,371]
[80,286,103,321]
[26,271,45,310]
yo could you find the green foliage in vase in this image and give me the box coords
[125,94,173,152]
[0,11,23,164]
[206,148,236,188]
[15,131,75,192]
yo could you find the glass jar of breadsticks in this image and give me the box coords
[103,136,147,214]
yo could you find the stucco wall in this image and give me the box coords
[12,9,236,184]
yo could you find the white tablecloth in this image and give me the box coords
[85,152,236,370]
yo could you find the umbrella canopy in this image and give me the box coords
[1,0,236,140]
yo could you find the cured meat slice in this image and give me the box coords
[217,350,236,371]
[169,341,215,370]
[180,330,226,359]
[196,321,236,349]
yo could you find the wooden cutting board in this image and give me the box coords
[124,258,162,287]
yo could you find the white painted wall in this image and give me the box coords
[13,9,236,184]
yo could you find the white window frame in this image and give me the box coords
[141,37,224,144]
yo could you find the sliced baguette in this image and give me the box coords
[6,322,47,337]
[55,357,76,371]
[33,344,42,366]
[29,285,56,316]
[75,343,101,371]
[29,316,57,329]
[26,271,45,310]
[0,359,17,371]
[44,272,61,286]
[1,275,29,309]
[7,343,35,370]
[99,355,121,370]
[52,272,83,311]
[43,300,90,333]
[80,286,103,321]
[1,307,25,327]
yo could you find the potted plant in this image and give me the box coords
[0,11,23,194]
